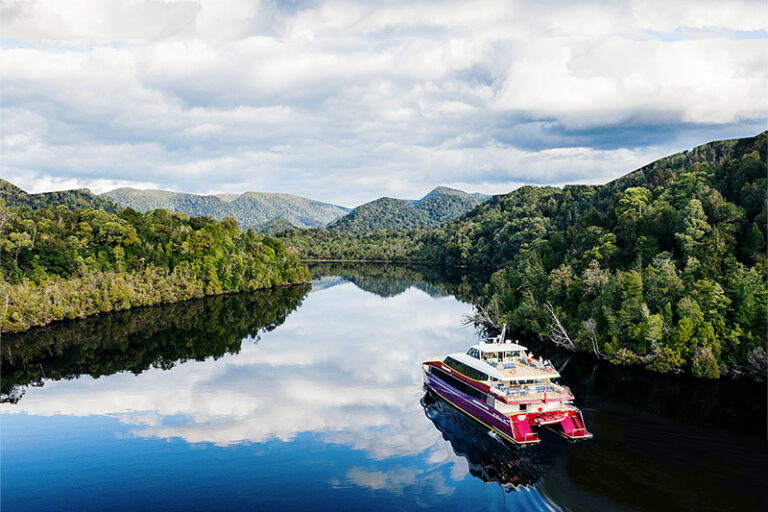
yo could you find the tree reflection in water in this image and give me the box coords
[1,284,311,403]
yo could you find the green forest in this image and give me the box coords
[281,132,767,379]
[1,131,764,380]
[0,203,310,332]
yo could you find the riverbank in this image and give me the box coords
[0,205,311,334]
[0,267,310,333]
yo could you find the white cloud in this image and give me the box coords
[494,38,766,126]
[182,123,225,137]
[1,0,765,205]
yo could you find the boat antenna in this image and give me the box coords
[500,323,507,342]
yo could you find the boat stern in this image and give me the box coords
[553,410,593,441]
[508,415,541,444]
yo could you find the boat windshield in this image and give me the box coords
[481,349,523,364]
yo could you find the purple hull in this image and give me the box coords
[424,368,522,444]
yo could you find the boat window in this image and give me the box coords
[436,370,486,400]
[444,357,488,381]
[466,348,481,360]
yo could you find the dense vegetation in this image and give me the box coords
[103,187,349,229]
[1,178,119,213]
[0,204,310,332]
[280,226,425,260]
[252,216,296,234]
[1,284,310,402]
[427,132,766,378]
[282,132,768,379]
[327,186,488,234]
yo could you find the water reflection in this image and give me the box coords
[1,284,311,403]
[1,264,766,512]
[422,389,540,488]
[306,261,490,300]
[420,389,569,511]
[1,278,475,451]
[2,275,495,512]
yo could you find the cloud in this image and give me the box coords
[1,0,765,205]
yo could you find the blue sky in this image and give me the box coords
[1,0,766,207]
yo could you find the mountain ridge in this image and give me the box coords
[1,179,120,213]
[102,187,350,229]
[328,186,490,234]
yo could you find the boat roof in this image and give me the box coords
[472,341,528,353]
[503,365,561,382]
[446,352,505,380]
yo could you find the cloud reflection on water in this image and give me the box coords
[1,282,477,472]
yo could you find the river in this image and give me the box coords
[1,264,766,511]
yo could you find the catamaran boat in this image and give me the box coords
[422,327,593,445]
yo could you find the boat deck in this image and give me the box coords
[494,381,573,403]
[489,359,557,379]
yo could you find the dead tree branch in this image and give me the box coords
[544,300,575,351]
[462,301,499,336]
[582,318,605,358]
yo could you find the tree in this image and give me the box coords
[692,346,720,379]
[676,199,711,261]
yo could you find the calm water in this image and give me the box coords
[2,264,766,511]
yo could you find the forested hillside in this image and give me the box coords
[327,186,489,234]
[103,187,349,229]
[431,132,767,378]
[252,217,296,234]
[281,132,767,379]
[1,179,119,213]
[279,226,424,260]
[0,205,310,332]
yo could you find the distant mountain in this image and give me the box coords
[328,186,489,234]
[418,185,490,203]
[1,179,119,212]
[102,188,350,229]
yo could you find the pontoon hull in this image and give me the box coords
[423,368,540,445]
[423,366,592,444]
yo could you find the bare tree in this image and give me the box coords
[0,207,10,233]
[746,347,768,377]
[732,347,768,379]
[544,300,575,350]
[462,301,500,336]
[582,318,605,358]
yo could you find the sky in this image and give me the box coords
[1,0,766,207]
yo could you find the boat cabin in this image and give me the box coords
[465,341,558,377]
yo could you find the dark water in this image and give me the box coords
[2,264,766,511]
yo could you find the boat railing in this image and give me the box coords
[526,360,556,371]
[488,361,518,370]
[498,384,572,400]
